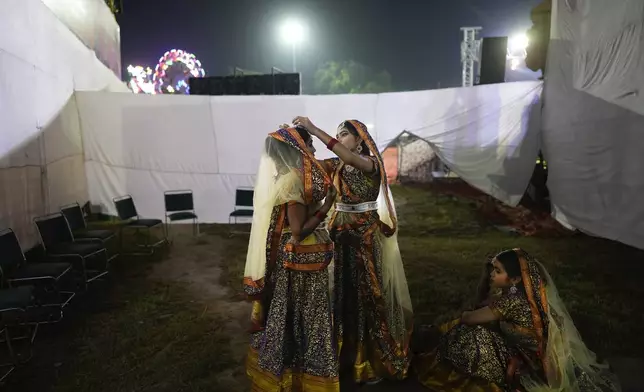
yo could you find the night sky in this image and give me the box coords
[117,0,541,92]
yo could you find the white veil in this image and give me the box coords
[514,250,622,392]
[347,120,414,350]
[244,128,329,297]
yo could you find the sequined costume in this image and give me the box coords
[416,249,622,392]
[244,128,339,392]
[324,120,413,383]
[416,294,539,391]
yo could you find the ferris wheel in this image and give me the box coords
[152,49,205,94]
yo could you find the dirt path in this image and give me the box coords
[150,227,250,390]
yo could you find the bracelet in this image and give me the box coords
[326,138,339,150]
[315,210,327,221]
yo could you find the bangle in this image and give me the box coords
[315,211,327,221]
[326,138,339,150]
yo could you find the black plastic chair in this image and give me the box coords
[113,195,168,255]
[0,285,38,382]
[229,188,254,224]
[34,213,109,290]
[0,228,74,322]
[164,190,199,237]
[60,202,118,262]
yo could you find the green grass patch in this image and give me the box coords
[218,185,644,358]
[53,282,237,392]
[10,185,641,391]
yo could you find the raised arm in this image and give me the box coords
[292,117,376,174]
[279,122,331,171]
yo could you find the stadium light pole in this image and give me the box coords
[280,20,306,73]
[507,33,529,70]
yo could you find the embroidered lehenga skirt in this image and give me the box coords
[415,319,509,392]
[331,209,410,383]
[247,230,339,392]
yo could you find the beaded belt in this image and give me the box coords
[335,201,378,213]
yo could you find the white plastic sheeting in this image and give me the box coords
[0,0,128,247]
[377,82,543,206]
[76,81,542,223]
[76,92,377,223]
[570,0,644,116]
[542,0,644,249]
[41,0,122,76]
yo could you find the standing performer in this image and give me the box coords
[292,117,413,385]
[244,127,340,392]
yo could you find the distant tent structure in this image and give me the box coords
[382,131,450,184]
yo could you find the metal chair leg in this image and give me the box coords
[164,217,168,238]
[118,226,124,254]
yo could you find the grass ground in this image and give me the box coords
[5,184,644,391]
[5,230,248,392]
[221,185,644,357]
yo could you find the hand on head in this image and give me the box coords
[292,116,316,131]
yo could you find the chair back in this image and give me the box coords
[235,189,254,210]
[164,190,194,213]
[61,203,87,231]
[0,229,26,276]
[35,213,74,249]
[114,195,138,220]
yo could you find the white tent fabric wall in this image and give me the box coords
[40,0,122,76]
[78,92,227,223]
[78,92,382,223]
[210,95,307,176]
[43,96,89,216]
[542,0,644,249]
[0,138,44,249]
[376,82,543,206]
[302,94,379,160]
[572,0,644,116]
[76,81,542,223]
[0,0,128,247]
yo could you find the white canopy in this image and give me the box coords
[4,0,643,252]
[76,81,542,224]
[0,0,127,246]
[541,0,644,248]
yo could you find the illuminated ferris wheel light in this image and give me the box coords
[152,49,205,94]
[127,49,205,94]
[127,65,156,94]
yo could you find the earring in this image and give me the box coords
[356,145,363,154]
[509,283,518,295]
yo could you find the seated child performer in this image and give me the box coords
[415,248,621,392]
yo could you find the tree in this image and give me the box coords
[525,0,551,74]
[312,61,393,94]
[105,0,123,15]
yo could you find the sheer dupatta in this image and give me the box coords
[342,120,414,355]
[243,128,332,303]
[514,249,621,392]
